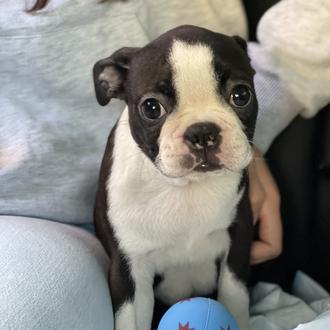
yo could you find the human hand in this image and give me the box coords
[248,148,283,265]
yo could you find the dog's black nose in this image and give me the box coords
[184,122,220,150]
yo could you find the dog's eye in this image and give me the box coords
[140,98,166,120]
[229,85,252,107]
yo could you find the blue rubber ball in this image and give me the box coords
[158,297,239,330]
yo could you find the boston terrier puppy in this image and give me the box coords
[93,25,257,330]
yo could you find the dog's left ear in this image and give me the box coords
[93,47,140,106]
[232,35,247,53]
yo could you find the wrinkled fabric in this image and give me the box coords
[0,216,113,330]
[1,217,329,330]
[250,271,330,330]
[249,42,303,153]
[256,0,330,118]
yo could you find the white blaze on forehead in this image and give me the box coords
[169,40,219,107]
[158,40,252,176]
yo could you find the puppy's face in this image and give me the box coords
[94,25,257,178]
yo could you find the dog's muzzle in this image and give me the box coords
[184,122,222,171]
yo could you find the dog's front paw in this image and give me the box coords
[115,302,137,330]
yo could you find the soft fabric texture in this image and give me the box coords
[1,216,329,330]
[249,43,303,153]
[256,0,330,118]
[1,0,328,221]
[251,0,330,152]
[0,0,246,224]
[250,271,330,330]
[1,1,329,327]
[0,216,113,330]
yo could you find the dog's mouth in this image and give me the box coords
[195,161,223,172]
[193,146,223,172]
[155,153,224,179]
[155,133,251,178]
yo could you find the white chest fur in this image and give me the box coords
[107,109,242,272]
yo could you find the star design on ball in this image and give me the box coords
[179,322,195,330]
[220,325,231,330]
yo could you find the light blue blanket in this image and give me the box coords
[250,271,330,330]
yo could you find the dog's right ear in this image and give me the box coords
[93,47,140,106]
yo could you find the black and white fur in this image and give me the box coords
[93,25,257,330]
